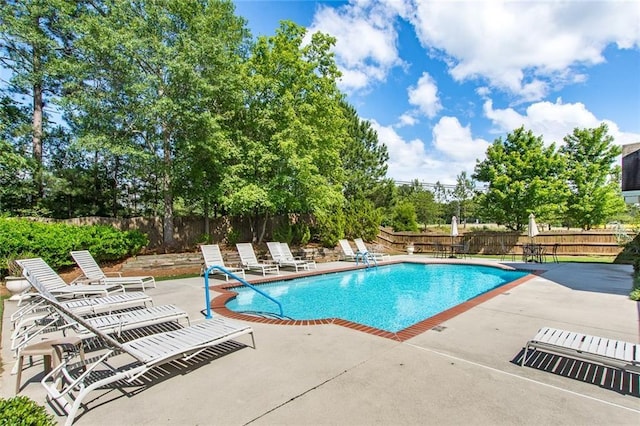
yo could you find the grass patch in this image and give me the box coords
[465,254,615,263]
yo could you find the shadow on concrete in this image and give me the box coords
[502,262,635,296]
[44,322,252,423]
[511,348,640,397]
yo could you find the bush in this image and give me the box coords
[391,202,418,232]
[272,222,293,244]
[0,218,148,277]
[0,395,55,425]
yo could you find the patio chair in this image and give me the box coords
[551,243,560,263]
[70,250,156,291]
[236,243,280,276]
[454,240,471,259]
[433,242,447,258]
[338,239,359,261]
[280,242,316,269]
[521,326,640,375]
[15,258,125,298]
[266,242,311,272]
[200,244,246,281]
[353,238,390,261]
[10,291,153,333]
[11,262,188,361]
[499,240,516,261]
[11,302,190,360]
[38,295,255,425]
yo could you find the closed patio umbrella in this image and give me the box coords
[528,213,539,242]
[527,213,540,262]
[451,216,459,242]
[450,216,459,257]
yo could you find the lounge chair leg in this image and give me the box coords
[521,345,529,366]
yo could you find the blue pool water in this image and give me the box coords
[225,263,527,333]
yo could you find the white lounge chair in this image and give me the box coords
[236,243,280,276]
[353,238,390,261]
[266,242,310,272]
[70,250,156,291]
[40,295,255,425]
[16,258,125,298]
[522,327,640,373]
[338,239,359,261]
[12,260,188,361]
[200,244,246,281]
[280,243,316,269]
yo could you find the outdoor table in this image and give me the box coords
[448,244,463,258]
[523,243,544,263]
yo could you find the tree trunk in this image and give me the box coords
[203,197,210,237]
[162,125,174,250]
[258,212,268,244]
[32,80,43,200]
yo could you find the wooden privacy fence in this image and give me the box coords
[377,227,635,257]
[51,215,302,252]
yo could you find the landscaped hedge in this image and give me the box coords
[0,217,148,277]
[0,395,55,425]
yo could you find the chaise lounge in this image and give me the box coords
[521,327,640,374]
[70,250,156,291]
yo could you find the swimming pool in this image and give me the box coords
[225,263,528,333]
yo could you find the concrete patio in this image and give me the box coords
[1,256,639,425]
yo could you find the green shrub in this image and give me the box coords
[313,208,345,248]
[226,228,241,246]
[0,218,148,276]
[292,223,311,245]
[0,395,55,425]
[391,202,418,232]
[272,222,293,244]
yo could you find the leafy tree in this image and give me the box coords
[344,198,382,240]
[230,21,347,243]
[0,95,36,213]
[473,126,567,230]
[391,201,418,232]
[452,171,477,227]
[62,0,249,246]
[560,124,627,229]
[0,0,75,201]
[341,102,389,201]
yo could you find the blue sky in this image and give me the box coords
[234,0,640,185]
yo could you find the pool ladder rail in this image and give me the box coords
[203,265,284,319]
[355,251,377,268]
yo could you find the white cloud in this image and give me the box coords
[396,113,418,128]
[407,72,442,118]
[408,1,640,101]
[369,118,487,185]
[308,1,406,93]
[432,117,490,162]
[484,99,640,146]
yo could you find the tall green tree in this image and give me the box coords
[340,104,389,239]
[63,0,249,246]
[0,0,74,202]
[473,126,567,230]
[0,95,36,213]
[560,124,626,229]
[452,171,476,227]
[231,21,347,244]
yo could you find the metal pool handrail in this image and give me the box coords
[355,251,377,267]
[203,265,284,319]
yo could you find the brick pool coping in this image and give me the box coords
[210,260,540,342]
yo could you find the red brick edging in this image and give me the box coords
[210,262,538,342]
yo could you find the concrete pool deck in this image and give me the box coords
[1,256,639,425]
